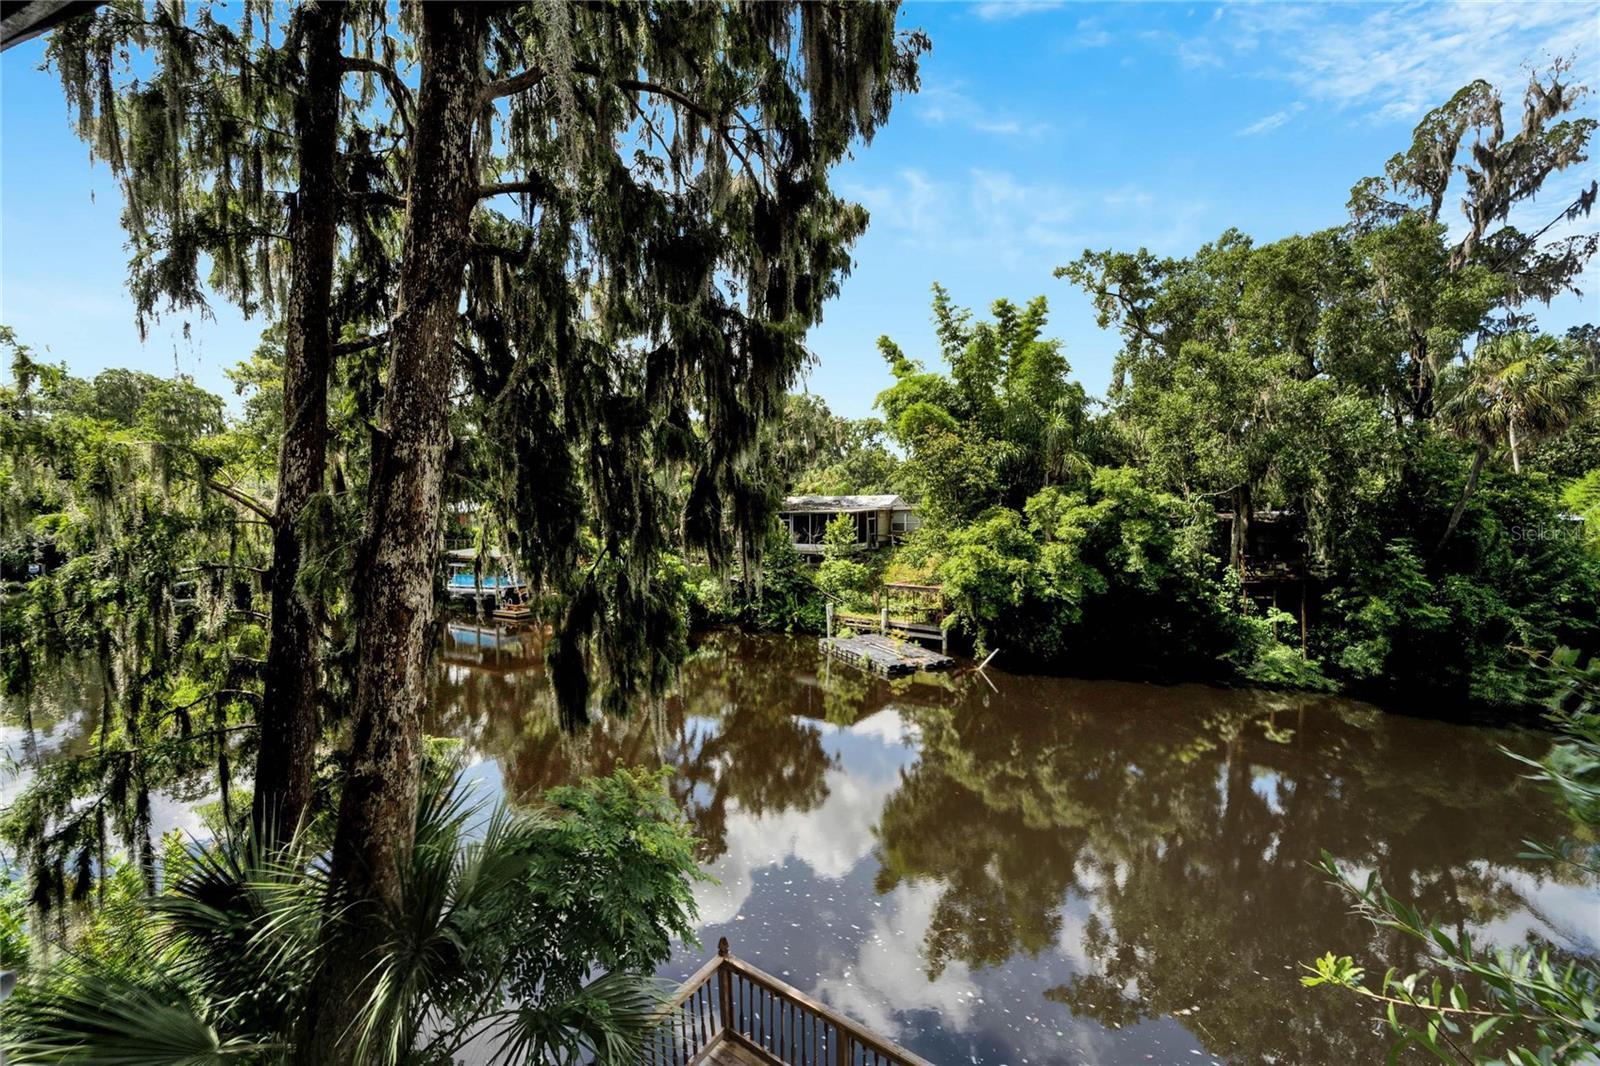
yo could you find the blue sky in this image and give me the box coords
[2,1,1596,420]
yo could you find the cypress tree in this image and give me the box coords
[304,3,925,1059]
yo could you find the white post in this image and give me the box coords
[880,607,889,635]
[826,602,834,638]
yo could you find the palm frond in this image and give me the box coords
[2,967,280,1065]
[483,970,672,1066]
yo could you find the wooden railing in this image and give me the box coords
[642,939,936,1066]
[833,609,947,651]
[644,951,724,1066]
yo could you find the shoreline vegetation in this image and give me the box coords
[687,66,1600,723]
[0,3,1597,1063]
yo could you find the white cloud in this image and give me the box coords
[846,168,1211,263]
[915,82,1052,139]
[1209,1,1596,125]
[1238,100,1306,136]
[972,0,1064,21]
[1065,16,1112,50]
[810,881,981,1038]
[691,715,911,926]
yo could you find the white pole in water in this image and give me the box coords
[880,607,889,635]
[825,602,833,638]
[978,647,1000,670]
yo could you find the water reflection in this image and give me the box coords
[8,626,1590,1062]
[425,624,1598,1065]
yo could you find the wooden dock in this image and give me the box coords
[818,633,954,678]
[642,938,935,1066]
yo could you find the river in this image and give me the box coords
[427,622,1598,1065]
[4,623,1597,1064]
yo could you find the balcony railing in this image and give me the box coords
[641,939,936,1066]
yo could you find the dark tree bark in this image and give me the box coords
[1434,441,1490,556]
[253,0,343,845]
[297,7,484,1062]
[1229,484,1252,577]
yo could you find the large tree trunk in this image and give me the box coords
[1434,442,1490,555]
[1229,484,1252,577]
[253,0,342,845]
[296,7,483,1063]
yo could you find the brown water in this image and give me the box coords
[4,625,1595,1064]
[425,622,1599,1066]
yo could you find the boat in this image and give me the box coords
[493,584,533,620]
[441,548,527,609]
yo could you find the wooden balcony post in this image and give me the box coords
[834,1028,853,1066]
[717,937,733,1036]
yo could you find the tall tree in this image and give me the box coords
[302,5,925,1060]
[253,0,343,843]
[1435,331,1598,549]
[299,5,485,1060]
[876,285,1089,522]
[45,1,394,840]
[1348,62,1597,420]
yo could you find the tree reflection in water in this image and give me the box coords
[12,626,1588,1061]
[419,625,1595,1064]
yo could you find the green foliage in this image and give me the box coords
[876,286,1092,523]
[501,768,704,1011]
[1562,470,1600,557]
[687,525,824,633]
[1,768,699,1065]
[1237,610,1336,692]
[0,868,27,973]
[815,515,874,610]
[1307,651,1600,1063]
[937,468,1242,670]
[1322,461,1600,709]
[2,329,274,903]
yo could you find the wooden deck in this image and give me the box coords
[703,1038,774,1066]
[818,633,954,678]
[642,939,935,1066]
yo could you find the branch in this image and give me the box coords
[205,478,276,524]
[1481,184,1600,273]
[334,331,389,357]
[342,56,413,136]
[613,77,710,120]
[472,238,532,267]
[604,72,765,176]
[346,188,407,211]
[227,608,273,623]
[481,66,548,105]
[179,562,270,575]
[476,179,552,202]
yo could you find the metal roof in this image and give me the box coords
[3,1,100,52]
[780,494,911,513]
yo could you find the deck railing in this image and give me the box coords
[643,939,935,1066]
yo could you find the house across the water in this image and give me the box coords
[779,494,919,555]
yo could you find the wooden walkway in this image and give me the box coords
[818,633,954,678]
[643,939,935,1066]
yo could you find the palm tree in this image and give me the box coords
[2,772,676,1065]
[1434,332,1596,551]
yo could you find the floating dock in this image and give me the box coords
[819,633,955,677]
